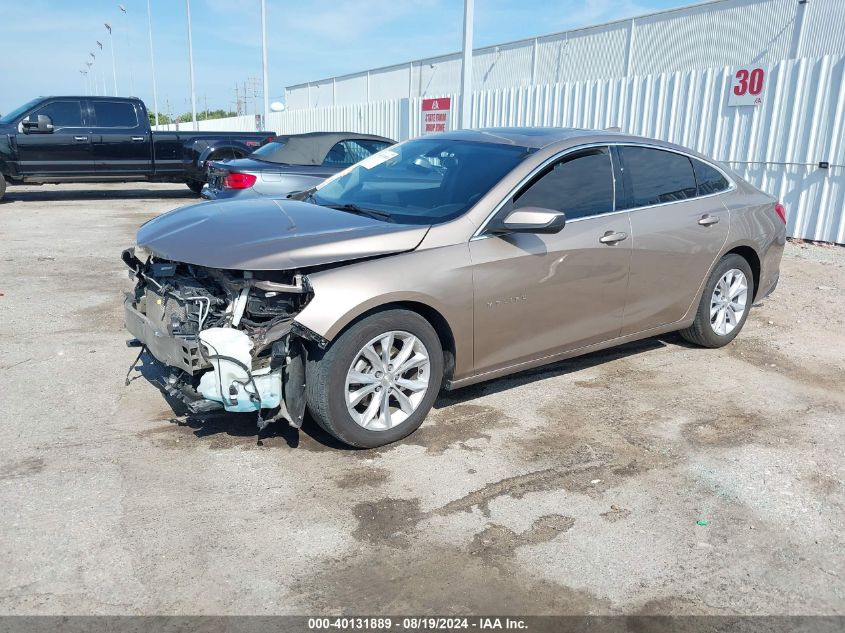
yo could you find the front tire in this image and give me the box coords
[680,253,754,348]
[305,309,444,448]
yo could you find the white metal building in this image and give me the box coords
[185,0,845,243]
[284,0,845,109]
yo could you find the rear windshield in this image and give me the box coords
[250,139,289,162]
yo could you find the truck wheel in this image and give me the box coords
[0,174,6,202]
[186,180,204,194]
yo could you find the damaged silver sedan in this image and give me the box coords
[123,128,785,448]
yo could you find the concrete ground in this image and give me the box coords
[0,182,843,615]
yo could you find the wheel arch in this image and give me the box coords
[724,243,762,300]
[305,300,458,384]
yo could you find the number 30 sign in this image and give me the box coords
[728,67,766,106]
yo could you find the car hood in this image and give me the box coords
[136,198,430,271]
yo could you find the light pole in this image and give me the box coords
[459,0,474,129]
[185,0,198,130]
[260,0,269,131]
[118,4,135,95]
[104,23,118,95]
[80,70,89,95]
[86,62,96,95]
[146,0,160,127]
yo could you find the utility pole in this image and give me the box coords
[260,0,270,130]
[459,0,474,129]
[145,0,160,126]
[185,0,198,130]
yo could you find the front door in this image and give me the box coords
[15,99,92,176]
[89,100,151,175]
[617,146,730,335]
[469,146,632,374]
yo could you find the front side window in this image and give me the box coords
[692,158,730,195]
[512,147,614,220]
[92,101,139,128]
[312,138,530,225]
[621,146,697,207]
[31,101,83,128]
[322,139,393,166]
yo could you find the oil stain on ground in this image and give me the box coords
[405,403,512,455]
[468,514,575,568]
[297,543,610,614]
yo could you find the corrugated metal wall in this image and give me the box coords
[185,54,844,244]
[285,0,844,108]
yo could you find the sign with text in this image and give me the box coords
[728,67,766,106]
[421,97,451,133]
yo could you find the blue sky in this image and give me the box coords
[0,0,694,117]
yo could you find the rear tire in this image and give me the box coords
[186,180,204,194]
[680,253,754,348]
[0,174,6,201]
[305,309,444,448]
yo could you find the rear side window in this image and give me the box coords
[92,101,139,128]
[32,101,83,128]
[691,158,730,195]
[322,139,392,166]
[621,146,697,207]
[512,147,614,220]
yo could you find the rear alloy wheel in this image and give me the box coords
[305,309,443,448]
[186,180,204,194]
[680,253,754,348]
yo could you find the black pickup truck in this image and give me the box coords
[0,96,274,200]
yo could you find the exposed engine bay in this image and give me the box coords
[121,247,315,429]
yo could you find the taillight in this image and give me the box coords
[222,172,257,189]
[774,202,787,224]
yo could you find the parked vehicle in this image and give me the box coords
[0,96,273,200]
[202,132,394,200]
[123,128,785,448]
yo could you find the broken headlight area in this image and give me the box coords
[122,248,311,429]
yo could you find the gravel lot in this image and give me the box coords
[0,182,843,615]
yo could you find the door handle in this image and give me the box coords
[698,214,720,226]
[131,136,146,142]
[73,136,88,142]
[599,231,628,245]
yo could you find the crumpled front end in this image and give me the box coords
[122,248,313,428]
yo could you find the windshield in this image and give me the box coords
[311,138,531,225]
[0,98,42,124]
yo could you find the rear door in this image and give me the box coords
[469,146,632,373]
[618,145,730,336]
[15,99,92,176]
[89,100,151,175]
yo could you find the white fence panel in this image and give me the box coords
[158,55,845,243]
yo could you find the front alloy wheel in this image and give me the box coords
[345,331,431,431]
[305,309,444,448]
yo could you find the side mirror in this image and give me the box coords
[22,114,53,133]
[490,207,567,235]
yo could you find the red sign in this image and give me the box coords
[421,97,451,133]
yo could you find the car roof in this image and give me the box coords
[429,127,610,149]
[421,126,724,165]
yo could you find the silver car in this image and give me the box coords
[201,132,394,201]
[124,128,786,448]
